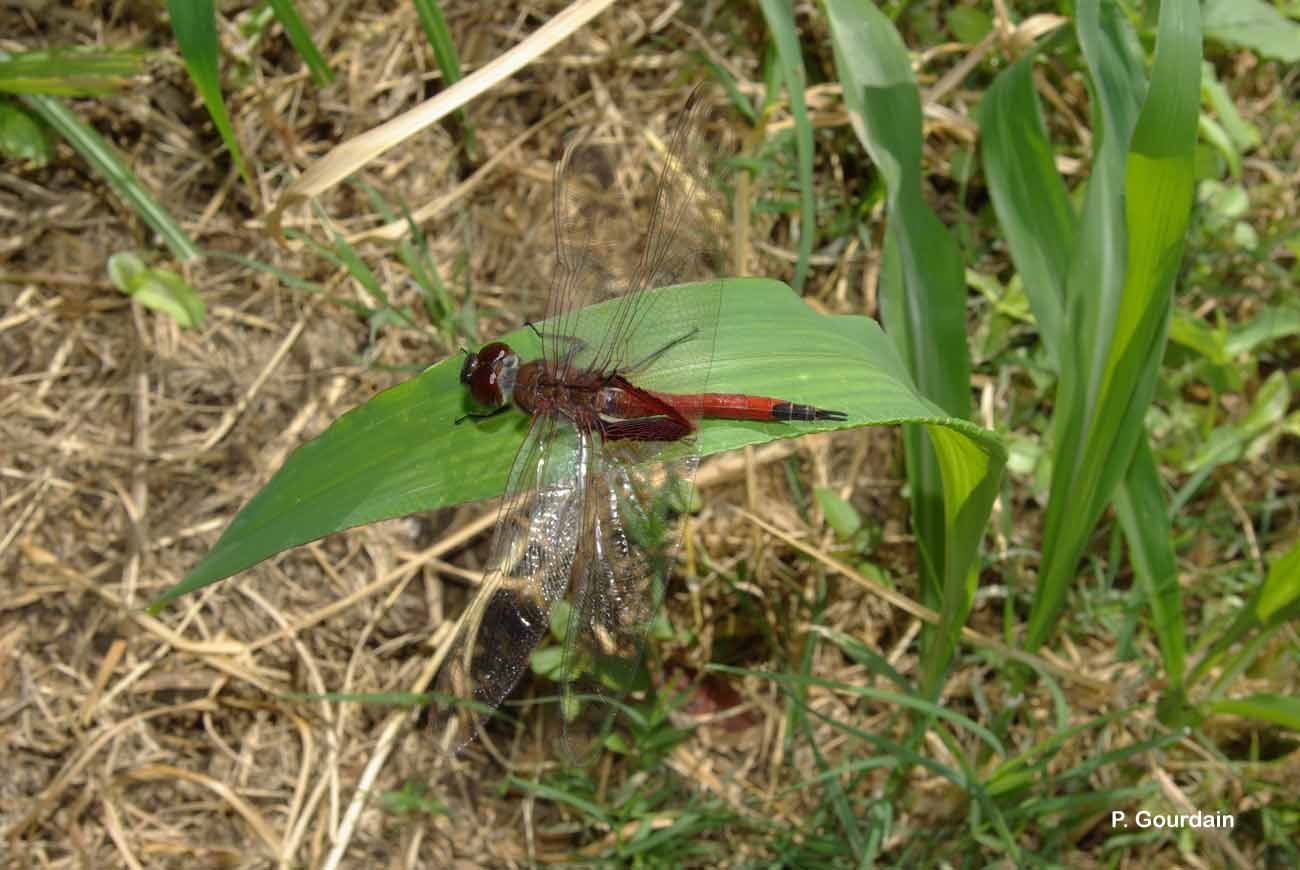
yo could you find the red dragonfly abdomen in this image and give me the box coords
[650,390,847,423]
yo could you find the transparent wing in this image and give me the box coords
[430,413,589,756]
[553,439,701,762]
[544,85,731,385]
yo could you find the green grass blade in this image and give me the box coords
[151,279,1004,611]
[412,0,474,155]
[1112,438,1185,692]
[268,0,334,86]
[1026,0,1201,649]
[168,0,253,188]
[978,53,1076,369]
[19,93,200,261]
[1205,693,1300,731]
[0,49,142,96]
[758,0,813,292]
[413,0,462,89]
[824,0,979,694]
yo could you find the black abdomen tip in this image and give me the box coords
[772,402,848,422]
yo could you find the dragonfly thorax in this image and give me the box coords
[460,341,519,408]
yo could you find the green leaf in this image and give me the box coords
[0,99,51,165]
[108,252,206,329]
[1205,694,1300,732]
[1169,308,1229,366]
[1200,60,1261,161]
[947,7,992,44]
[1225,306,1300,356]
[0,50,200,261]
[759,0,814,292]
[825,0,976,693]
[168,0,253,188]
[1203,0,1300,62]
[151,279,1005,612]
[0,49,142,96]
[379,781,449,817]
[814,487,861,541]
[1187,369,1289,472]
[1256,539,1300,623]
[1112,439,1185,691]
[1026,0,1201,649]
[980,54,1076,370]
[411,0,474,155]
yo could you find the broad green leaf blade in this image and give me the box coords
[825,0,974,693]
[1027,0,1200,649]
[758,0,814,292]
[152,279,1005,611]
[18,92,200,261]
[168,0,253,189]
[979,53,1076,369]
[268,0,334,86]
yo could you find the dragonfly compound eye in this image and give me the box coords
[464,342,517,408]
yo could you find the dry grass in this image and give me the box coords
[2,1,1294,868]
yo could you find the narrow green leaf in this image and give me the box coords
[151,279,1004,612]
[758,0,814,292]
[0,49,142,96]
[411,0,474,155]
[268,0,334,86]
[18,93,200,261]
[168,0,253,188]
[1205,694,1300,731]
[1027,0,1201,649]
[1201,60,1261,158]
[1112,439,1184,690]
[825,0,976,693]
[413,0,462,86]
[1225,306,1300,356]
[979,54,1076,369]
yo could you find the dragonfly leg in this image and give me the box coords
[455,405,511,426]
[619,327,701,376]
[525,321,589,367]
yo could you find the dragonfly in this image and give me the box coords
[432,85,846,758]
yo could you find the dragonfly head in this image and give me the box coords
[460,341,519,408]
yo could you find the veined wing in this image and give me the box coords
[553,437,700,762]
[430,413,590,756]
[544,85,731,386]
